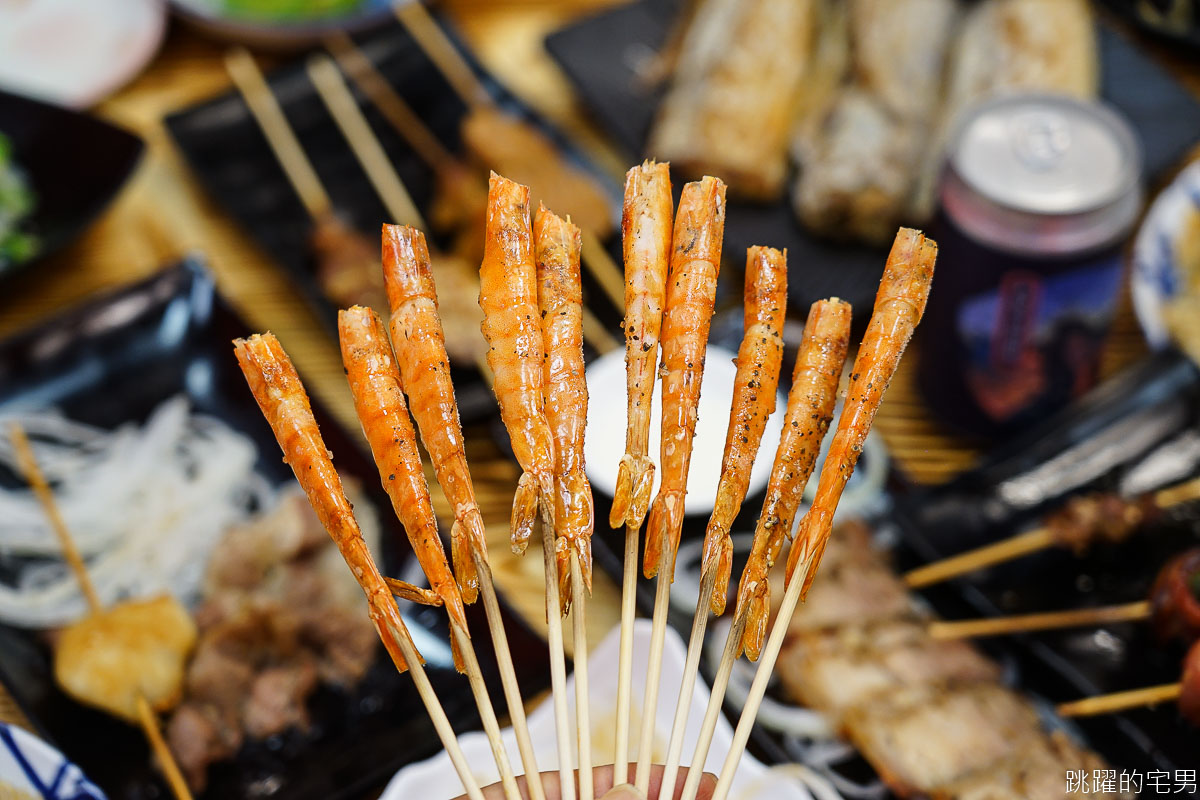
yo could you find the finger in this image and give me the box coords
[452,764,717,800]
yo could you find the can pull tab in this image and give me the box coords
[1010,110,1071,172]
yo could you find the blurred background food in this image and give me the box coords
[0,0,1199,798]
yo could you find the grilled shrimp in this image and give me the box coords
[233,333,420,674]
[534,204,594,613]
[786,229,936,594]
[643,176,727,580]
[700,246,788,617]
[611,160,674,530]
[382,224,487,603]
[338,306,469,637]
[479,173,557,554]
[735,299,851,660]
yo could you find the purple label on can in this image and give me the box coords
[956,256,1124,422]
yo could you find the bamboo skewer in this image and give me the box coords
[225,48,332,220]
[10,424,194,800]
[658,565,719,795]
[929,600,1152,640]
[387,3,627,314]
[450,623,523,800]
[634,541,674,794]
[307,54,427,230]
[904,475,1200,589]
[1057,683,1183,718]
[612,521,639,782]
[541,504,577,800]
[571,553,593,800]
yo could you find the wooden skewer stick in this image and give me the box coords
[471,545,549,800]
[612,520,639,781]
[224,48,332,220]
[929,600,1151,640]
[634,539,674,794]
[325,32,461,177]
[541,502,577,800]
[571,552,593,800]
[306,54,428,231]
[393,0,490,109]
[658,565,719,795]
[450,622,524,800]
[387,5,627,316]
[1057,683,1182,718]
[903,528,1054,589]
[10,424,194,800]
[677,608,750,800]
[904,475,1200,589]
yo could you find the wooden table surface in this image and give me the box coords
[0,0,1194,784]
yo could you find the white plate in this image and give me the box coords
[1131,160,1200,349]
[0,722,106,799]
[0,0,166,108]
[583,346,787,518]
[380,621,817,800]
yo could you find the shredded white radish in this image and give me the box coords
[0,396,273,628]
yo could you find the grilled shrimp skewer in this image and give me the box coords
[636,176,726,794]
[703,229,937,800]
[534,206,596,800]
[233,333,484,800]
[658,247,790,796]
[611,160,673,780]
[479,173,575,800]
[338,307,521,800]
[382,224,546,800]
[679,298,851,798]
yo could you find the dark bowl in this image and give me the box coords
[0,90,143,281]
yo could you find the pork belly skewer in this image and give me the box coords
[10,425,195,800]
[608,160,673,781]
[1059,637,1200,721]
[931,546,1200,642]
[224,49,388,314]
[904,474,1200,589]
[703,228,937,800]
[657,246,789,795]
[478,173,575,800]
[382,224,546,799]
[338,306,522,800]
[635,176,726,795]
[534,206,596,799]
[678,298,850,800]
[233,334,485,800]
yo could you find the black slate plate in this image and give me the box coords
[894,349,1200,775]
[545,0,1200,319]
[0,89,143,281]
[0,260,551,800]
[165,16,625,422]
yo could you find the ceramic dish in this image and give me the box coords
[0,722,105,800]
[1131,160,1200,350]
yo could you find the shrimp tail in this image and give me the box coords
[511,471,541,554]
[733,563,771,660]
[700,521,734,616]
[610,454,656,529]
[451,519,479,604]
[643,490,684,579]
[556,535,573,615]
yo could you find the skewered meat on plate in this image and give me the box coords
[1150,548,1200,644]
[778,620,1000,719]
[648,0,821,200]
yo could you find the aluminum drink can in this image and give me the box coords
[918,93,1143,438]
